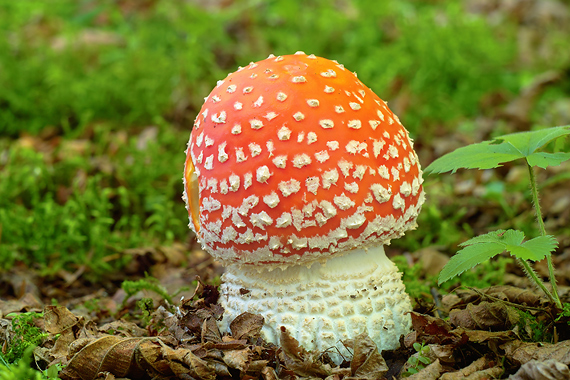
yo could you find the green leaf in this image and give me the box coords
[517,236,558,261]
[495,126,570,156]
[458,229,523,246]
[526,152,570,169]
[425,125,570,174]
[438,230,558,285]
[419,356,431,365]
[438,241,505,285]
[424,141,522,174]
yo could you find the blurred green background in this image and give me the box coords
[1,0,569,277]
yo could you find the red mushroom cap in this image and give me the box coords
[184,52,425,267]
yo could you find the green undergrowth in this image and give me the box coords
[1,312,46,364]
[247,0,517,133]
[0,349,61,380]
[0,124,187,275]
[0,312,61,380]
[395,255,512,303]
[0,0,519,136]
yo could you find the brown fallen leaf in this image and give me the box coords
[440,355,500,380]
[463,366,504,380]
[60,336,150,380]
[200,314,222,343]
[406,312,469,347]
[463,329,516,345]
[509,359,570,380]
[278,326,332,378]
[44,306,82,334]
[405,359,442,380]
[428,344,456,366]
[43,306,92,364]
[483,286,546,307]
[344,332,388,380]
[98,319,147,337]
[450,301,519,331]
[161,340,216,380]
[222,347,252,373]
[502,340,570,366]
[229,312,264,341]
[59,335,220,380]
[442,286,547,312]
[0,293,43,317]
[260,365,278,380]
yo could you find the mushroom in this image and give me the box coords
[183,52,425,362]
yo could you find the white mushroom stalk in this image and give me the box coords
[220,245,411,362]
[183,52,425,363]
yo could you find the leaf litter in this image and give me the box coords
[3,274,566,380]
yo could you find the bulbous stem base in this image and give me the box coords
[218,245,412,364]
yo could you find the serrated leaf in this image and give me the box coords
[526,152,570,169]
[425,125,570,174]
[438,242,505,285]
[438,230,557,285]
[494,125,570,155]
[519,235,558,261]
[458,229,523,247]
[424,141,522,174]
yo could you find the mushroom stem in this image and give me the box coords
[218,245,412,363]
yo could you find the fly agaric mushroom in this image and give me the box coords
[183,52,425,362]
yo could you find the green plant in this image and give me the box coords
[426,125,570,309]
[395,255,512,302]
[555,303,570,325]
[121,275,173,308]
[517,309,553,343]
[0,346,61,380]
[1,312,47,364]
[137,298,155,327]
[0,125,188,275]
[402,342,431,376]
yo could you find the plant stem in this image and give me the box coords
[517,257,556,304]
[527,162,562,309]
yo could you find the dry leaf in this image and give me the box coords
[414,247,449,276]
[406,312,469,347]
[440,355,498,380]
[261,366,278,380]
[98,320,147,337]
[200,315,221,343]
[222,347,251,372]
[406,359,442,380]
[502,340,570,366]
[345,333,388,379]
[464,329,515,344]
[229,312,264,341]
[60,336,148,380]
[450,301,519,331]
[484,286,546,306]
[462,366,503,380]
[509,359,570,380]
[428,344,456,366]
[161,341,216,380]
[44,306,81,334]
[279,326,332,378]
[0,293,43,317]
